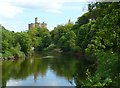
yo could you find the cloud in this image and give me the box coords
[0,1,23,18]
[0,0,91,18]
[6,79,22,86]
[12,0,64,13]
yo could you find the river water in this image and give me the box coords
[2,51,94,87]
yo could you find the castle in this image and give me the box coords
[28,17,47,30]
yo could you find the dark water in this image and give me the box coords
[2,51,95,87]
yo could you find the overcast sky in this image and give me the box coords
[0,0,93,32]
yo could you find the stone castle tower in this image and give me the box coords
[28,17,47,30]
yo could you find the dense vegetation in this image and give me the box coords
[1,2,120,87]
[1,26,51,59]
[51,2,120,54]
[50,2,120,87]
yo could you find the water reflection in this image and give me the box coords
[2,51,94,87]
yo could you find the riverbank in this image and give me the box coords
[0,54,26,61]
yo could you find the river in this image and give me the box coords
[2,51,95,87]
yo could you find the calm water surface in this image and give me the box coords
[2,51,94,87]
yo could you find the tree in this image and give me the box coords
[14,32,32,55]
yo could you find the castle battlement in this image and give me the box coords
[28,17,47,30]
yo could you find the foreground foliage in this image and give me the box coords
[51,2,120,87]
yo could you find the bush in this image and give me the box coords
[44,44,56,51]
[2,51,13,58]
[81,51,119,87]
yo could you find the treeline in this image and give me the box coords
[1,2,120,58]
[51,2,120,55]
[1,26,51,59]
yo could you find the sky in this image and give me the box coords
[0,0,94,32]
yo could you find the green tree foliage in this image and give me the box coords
[68,2,120,55]
[73,2,120,87]
[27,28,42,49]
[27,27,51,50]
[51,25,68,45]
[76,52,119,87]
[51,22,79,52]
[14,32,32,55]
[1,24,51,59]
[84,2,120,54]
[51,2,119,87]
[1,27,24,58]
[58,31,78,52]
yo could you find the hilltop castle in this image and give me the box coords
[28,17,47,30]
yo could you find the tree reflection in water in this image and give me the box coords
[2,51,95,87]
